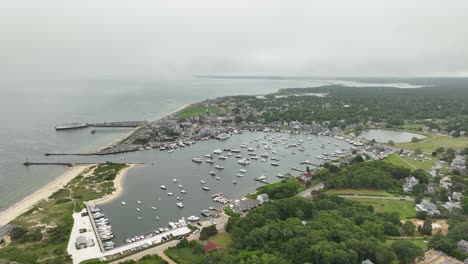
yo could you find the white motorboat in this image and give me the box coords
[177,202,184,208]
[235,154,242,158]
[210,171,216,176]
[271,162,279,166]
[201,180,206,184]
[136,208,140,211]
[257,174,266,181]
[167,192,173,196]
[236,173,244,177]
[187,215,200,221]
[232,180,237,184]
[261,158,267,162]
[181,190,186,194]
[238,158,250,165]
[251,156,259,160]
[213,149,223,154]
[177,196,183,201]
[204,154,214,158]
[231,149,241,153]
[202,186,210,191]
[226,152,233,156]
[160,185,167,190]
[215,165,224,169]
[206,159,215,163]
[217,133,230,140]
[173,178,177,183]
[239,168,247,173]
[137,200,141,204]
[218,155,227,160]
[167,149,175,153]
[121,201,126,205]
[192,157,203,163]
[240,143,248,148]
[261,152,269,157]
[178,184,183,188]
[277,173,285,178]
[151,207,157,210]
[215,176,221,180]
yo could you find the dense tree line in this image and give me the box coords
[317,161,411,190]
[217,195,417,264]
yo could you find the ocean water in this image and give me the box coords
[0,77,318,212]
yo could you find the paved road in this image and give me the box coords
[338,195,414,201]
[296,182,324,198]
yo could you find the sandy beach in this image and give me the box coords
[0,165,93,226]
[92,164,138,205]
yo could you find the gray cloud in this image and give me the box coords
[1,0,467,81]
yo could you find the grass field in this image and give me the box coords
[395,134,468,152]
[346,198,416,219]
[176,105,222,118]
[385,238,428,251]
[384,153,436,171]
[205,232,232,248]
[326,188,397,197]
[164,247,204,264]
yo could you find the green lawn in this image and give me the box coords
[206,232,232,248]
[395,134,468,152]
[384,153,436,172]
[346,198,416,219]
[385,238,428,251]
[164,247,204,264]
[176,105,222,118]
[326,188,397,197]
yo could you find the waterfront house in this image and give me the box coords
[298,172,313,186]
[204,241,223,253]
[415,200,440,215]
[442,201,461,212]
[450,156,466,173]
[257,193,269,204]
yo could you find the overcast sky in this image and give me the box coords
[1,0,468,82]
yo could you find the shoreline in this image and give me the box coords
[92,164,139,205]
[0,165,93,226]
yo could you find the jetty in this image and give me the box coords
[254,178,270,184]
[23,162,142,167]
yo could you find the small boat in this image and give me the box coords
[215,176,221,180]
[204,154,214,158]
[271,162,279,166]
[238,158,250,165]
[137,200,142,204]
[257,174,266,181]
[177,202,184,208]
[251,156,259,160]
[187,215,200,221]
[156,216,160,220]
[232,180,237,184]
[231,149,241,153]
[247,147,256,152]
[151,207,157,210]
[277,173,285,178]
[167,192,173,196]
[192,157,203,163]
[213,149,223,154]
[261,158,267,162]
[202,186,210,191]
[177,196,183,201]
[159,146,167,151]
[226,152,233,156]
[201,180,206,184]
[218,133,230,140]
[218,156,227,160]
[240,143,248,148]
[121,201,126,205]
[138,216,142,220]
[178,184,183,188]
[206,159,215,163]
[210,171,216,176]
[173,179,177,183]
[181,190,186,194]
[136,208,141,211]
[261,152,269,157]
[167,149,175,153]
[271,157,278,161]
[160,185,167,190]
[215,165,224,169]
[239,168,247,173]
[236,173,244,177]
[235,154,242,158]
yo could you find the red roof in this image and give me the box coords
[204,241,223,253]
[303,172,313,178]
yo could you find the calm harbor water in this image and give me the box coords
[359,129,426,143]
[96,132,352,243]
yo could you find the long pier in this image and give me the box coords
[23,162,142,167]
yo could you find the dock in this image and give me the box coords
[254,178,270,184]
[23,162,142,167]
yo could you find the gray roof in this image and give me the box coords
[76,236,87,245]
